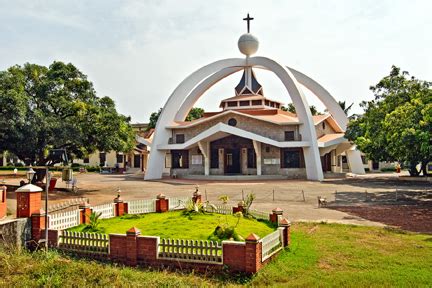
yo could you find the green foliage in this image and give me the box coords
[68,210,273,241]
[208,212,244,242]
[182,199,206,217]
[345,66,431,176]
[243,193,256,217]
[0,62,135,165]
[281,103,322,115]
[218,195,229,204]
[147,107,205,130]
[82,212,104,233]
[338,100,354,116]
[2,223,431,287]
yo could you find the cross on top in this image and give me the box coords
[243,13,254,33]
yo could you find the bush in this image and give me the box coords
[381,167,396,172]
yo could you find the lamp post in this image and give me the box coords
[26,166,36,183]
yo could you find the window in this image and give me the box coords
[228,118,237,126]
[361,156,367,165]
[240,100,250,106]
[83,157,89,164]
[227,101,238,107]
[171,150,189,169]
[252,100,262,105]
[116,153,124,163]
[265,146,270,153]
[322,121,326,129]
[210,149,219,168]
[99,152,106,166]
[176,134,185,144]
[247,148,256,168]
[265,100,270,106]
[281,148,304,168]
[284,131,295,141]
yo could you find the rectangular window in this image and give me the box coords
[265,100,270,106]
[240,100,250,106]
[175,134,185,144]
[251,100,262,105]
[284,131,295,141]
[116,153,124,163]
[99,152,106,166]
[210,148,219,168]
[227,101,238,107]
[247,148,256,168]
[171,150,189,169]
[281,148,304,168]
[83,157,90,164]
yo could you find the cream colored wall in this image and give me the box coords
[315,119,336,138]
[172,114,300,143]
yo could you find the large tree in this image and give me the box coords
[147,107,205,130]
[0,61,135,165]
[345,66,432,176]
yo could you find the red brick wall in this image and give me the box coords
[109,234,127,264]
[0,187,6,219]
[222,242,246,272]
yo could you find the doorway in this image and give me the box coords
[225,149,240,174]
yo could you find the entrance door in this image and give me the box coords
[225,149,240,174]
[321,153,332,172]
[133,154,141,168]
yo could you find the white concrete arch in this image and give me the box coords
[287,67,348,130]
[146,56,325,180]
[175,67,243,121]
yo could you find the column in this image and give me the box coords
[198,141,210,176]
[253,140,262,176]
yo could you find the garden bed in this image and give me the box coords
[68,210,275,241]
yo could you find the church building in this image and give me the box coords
[143,15,365,181]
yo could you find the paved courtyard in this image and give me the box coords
[4,171,430,229]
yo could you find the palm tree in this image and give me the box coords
[338,101,354,115]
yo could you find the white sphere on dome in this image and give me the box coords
[238,33,259,56]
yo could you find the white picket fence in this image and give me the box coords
[92,203,115,219]
[261,229,282,261]
[249,209,269,220]
[205,204,232,215]
[159,238,222,263]
[127,199,156,214]
[59,230,109,255]
[168,197,190,210]
[49,209,81,230]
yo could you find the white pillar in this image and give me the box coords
[253,140,262,176]
[346,149,366,174]
[198,141,210,176]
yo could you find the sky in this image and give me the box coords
[1,0,431,123]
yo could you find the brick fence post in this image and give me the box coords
[0,184,7,219]
[126,227,140,266]
[192,189,202,204]
[114,198,127,217]
[16,184,42,218]
[31,210,46,243]
[269,207,283,225]
[245,233,262,274]
[156,194,168,213]
[79,203,92,225]
[137,236,159,266]
[278,218,291,247]
[233,201,245,214]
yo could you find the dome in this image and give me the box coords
[238,33,259,56]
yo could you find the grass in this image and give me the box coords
[68,211,276,240]
[1,223,431,287]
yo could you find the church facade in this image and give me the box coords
[143,16,365,181]
[161,69,353,179]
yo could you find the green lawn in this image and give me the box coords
[68,211,276,240]
[1,223,431,287]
